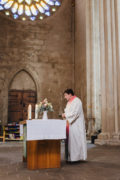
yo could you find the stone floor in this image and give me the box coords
[0,142,120,180]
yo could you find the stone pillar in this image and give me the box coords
[86,0,101,135]
[75,0,120,144]
[116,0,120,135]
[95,0,120,145]
[75,0,101,135]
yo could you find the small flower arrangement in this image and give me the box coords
[37,98,53,113]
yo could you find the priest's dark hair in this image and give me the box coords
[64,89,74,96]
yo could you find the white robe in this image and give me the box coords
[64,97,87,161]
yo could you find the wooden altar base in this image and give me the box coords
[27,140,60,170]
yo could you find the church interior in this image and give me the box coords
[0,0,120,179]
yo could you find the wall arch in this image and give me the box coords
[9,70,37,91]
[2,66,39,125]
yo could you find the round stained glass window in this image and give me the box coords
[0,0,62,21]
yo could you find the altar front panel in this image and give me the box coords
[27,140,60,169]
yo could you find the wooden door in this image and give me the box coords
[8,90,37,123]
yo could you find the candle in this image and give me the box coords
[28,104,32,120]
[35,104,38,119]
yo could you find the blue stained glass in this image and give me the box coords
[0,0,8,5]
[41,1,49,10]
[38,7,44,13]
[4,1,13,9]
[55,1,60,6]
[0,5,3,10]
[30,5,38,16]
[48,1,54,5]
[30,16,36,21]
[45,11,50,16]
[44,0,54,6]
[18,4,23,15]
[25,5,31,16]
[12,3,18,13]
[43,5,49,11]
[13,14,19,19]
[36,4,45,13]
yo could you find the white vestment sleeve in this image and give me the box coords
[65,100,81,124]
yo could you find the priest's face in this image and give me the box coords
[64,93,72,101]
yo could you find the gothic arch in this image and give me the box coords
[2,66,39,125]
[8,67,39,92]
[9,70,37,91]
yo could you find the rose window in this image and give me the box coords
[0,0,62,21]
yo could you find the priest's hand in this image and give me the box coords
[67,120,69,125]
[62,113,66,119]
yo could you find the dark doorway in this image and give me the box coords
[8,90,37,123]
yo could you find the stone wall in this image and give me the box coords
[0,0,74,124]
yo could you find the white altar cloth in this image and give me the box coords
[27,119,66,141]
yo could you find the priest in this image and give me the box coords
[62,89,87,162]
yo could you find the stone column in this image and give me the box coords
[116,0,120,135]
[75,0,101,135]
[74,0,120,144]
[86,0,101,135]
[95,0,120,145]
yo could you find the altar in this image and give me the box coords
[20,119,66,170]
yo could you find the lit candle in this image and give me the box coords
[35,104,38,119]
[28,104,32,120]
